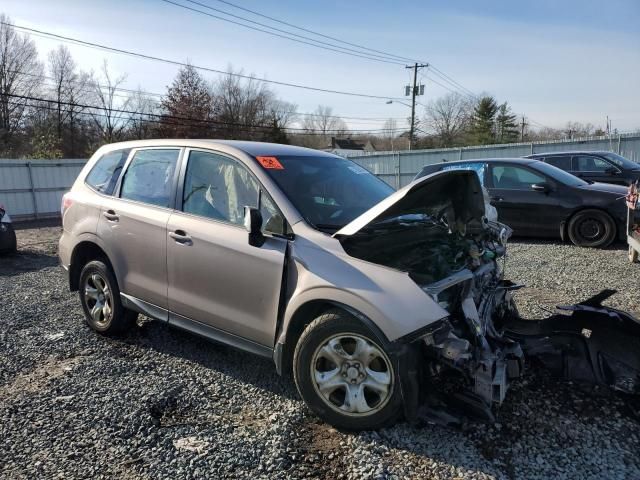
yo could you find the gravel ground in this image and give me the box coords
[0,227,638,480]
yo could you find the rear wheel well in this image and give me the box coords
[69,242,113,291]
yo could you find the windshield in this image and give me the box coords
[259,155,394,231]
[602,152,639,169]
[532,161,589,187]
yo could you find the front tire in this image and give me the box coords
[293,309,402,430]
[79,260,137,335]
[567,209,616,248]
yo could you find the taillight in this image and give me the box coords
[61,193,73,216]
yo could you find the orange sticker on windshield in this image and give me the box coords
[256,156,284,170]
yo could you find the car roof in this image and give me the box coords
[421,158,539,169]
[528,150,611,157]
[95,139,339,159]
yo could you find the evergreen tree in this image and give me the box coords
[495,102,519,143]
[159,64,214,138]
[471,96,498,145]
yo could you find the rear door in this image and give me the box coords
[487,163,564,236]
[97,147,181,313]
[543,155,572,174]
[166,148,288,347]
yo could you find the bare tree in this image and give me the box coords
[128,87,157,139]
[90,60,131,143]
[47,46,93,155]
[301,105,348,148]
[382,118,398,150]
[0,14,43,152]
[424,92,473,147]
[212,70,273,139]
[48,45,75,141]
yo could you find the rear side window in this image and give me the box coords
[85,149,130,195]
[120,149,180,208]
[573,155,611,172]
[440,162,487,186]
[544,156,571,171]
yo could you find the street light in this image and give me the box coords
[385,100,415,150]
[386,100,412,108]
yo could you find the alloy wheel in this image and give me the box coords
[311,333,393,416]
[84,273,113,327]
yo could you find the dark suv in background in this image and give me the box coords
[526,151,640,186]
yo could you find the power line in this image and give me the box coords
[160,0,405,66]
[8,93,408,134]
[10,69,407,124]
[199,0,485,99]
[206,0,419,64]
[4,22,406,101]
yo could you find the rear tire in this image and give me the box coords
[567,209,616,248]
[293,309,403,430]
[79,260,137,335]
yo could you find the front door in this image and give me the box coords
[167,149,288,347]
[571,155,621,185]
[487,163,565,237]
[97,148,181,312]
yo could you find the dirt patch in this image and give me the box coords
[0,356,83,401]
[306,421,344,453]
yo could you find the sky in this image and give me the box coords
[3,0,639,132]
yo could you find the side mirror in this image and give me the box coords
[531,183,550,193]
[605,167,620,175]
[244,206,265,247]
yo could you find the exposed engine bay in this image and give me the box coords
[336,170,640,422]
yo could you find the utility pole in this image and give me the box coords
[405,63,428,150]
[520,116,527,142]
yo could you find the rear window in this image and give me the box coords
[85,149,130,195]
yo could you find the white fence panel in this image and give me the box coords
[0,159,86,220]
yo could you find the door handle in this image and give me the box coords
[490,196,504,202]
[103,210,119,221]
[169,230,192,245]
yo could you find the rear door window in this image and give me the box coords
[120,149,180,208]
[544,156,571,171]
[85,149,130,195]
[572,155,611,172]
[440,162,487,186]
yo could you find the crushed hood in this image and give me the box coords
[334,170,486,238]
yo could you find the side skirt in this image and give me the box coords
[120,293,273,359]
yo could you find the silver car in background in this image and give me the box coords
[59,140,640,430]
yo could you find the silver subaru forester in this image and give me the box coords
[59,140,640,430]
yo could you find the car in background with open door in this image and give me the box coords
[0,204,17,254]
[415,158,628,248]
[526,151,640,186]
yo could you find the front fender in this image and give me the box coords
[280,237,449,344]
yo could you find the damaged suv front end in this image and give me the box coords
[314,169,639,424]
[330,170,525,420]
